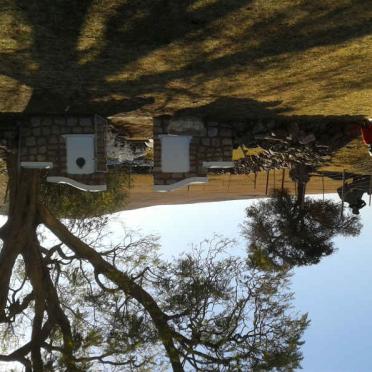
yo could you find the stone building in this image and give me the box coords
[19,115,108,192]
[153,116,234,191]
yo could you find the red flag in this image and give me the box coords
[361,126,372,144]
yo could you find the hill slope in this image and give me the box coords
[1,0,371,117]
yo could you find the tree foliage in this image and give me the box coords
[243,189,362,270]
[0,231,309,371]
[0,157,310,371]
[41,171,129,219]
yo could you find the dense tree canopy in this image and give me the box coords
[0,154,309,371]
[243,190,362,270]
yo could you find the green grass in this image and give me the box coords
[0,0,371,117]
[320,138,372,174]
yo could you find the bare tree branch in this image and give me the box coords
[39,204,184,372]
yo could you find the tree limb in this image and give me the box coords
[22,238,47,371]
[39,204,184,372]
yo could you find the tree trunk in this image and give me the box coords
[297,181,306,209]
[0,152,184,371]
[0,154,41,320]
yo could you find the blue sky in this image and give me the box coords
[121,194,372,372]
[292,197,372,372]
[1,194,371,371]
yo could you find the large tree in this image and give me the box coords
[243,189,362,270]
[0,151,309,371]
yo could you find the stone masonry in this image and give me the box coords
[0,121,18,153]
[19,115,107,186]
[153,116,233,186]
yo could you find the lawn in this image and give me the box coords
[0,0,371,119]
[320,137,372,174]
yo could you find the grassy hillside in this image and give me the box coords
[0,0,371,118]
[320,137,372,174]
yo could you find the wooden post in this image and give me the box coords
[254,172,257,191]
[265,170,269,195]
[322,175,325,201]
[273,169,276,189]
[341,170,345,219]
[281,169,285,192]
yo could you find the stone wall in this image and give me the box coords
[19,115,107,186]
[0,122,18,154]
[153,117,233,186]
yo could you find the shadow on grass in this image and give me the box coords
[172,97,291,121]
[171,97,366,126]
[0,0,371,114]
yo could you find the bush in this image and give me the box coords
[42,171,129,218]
